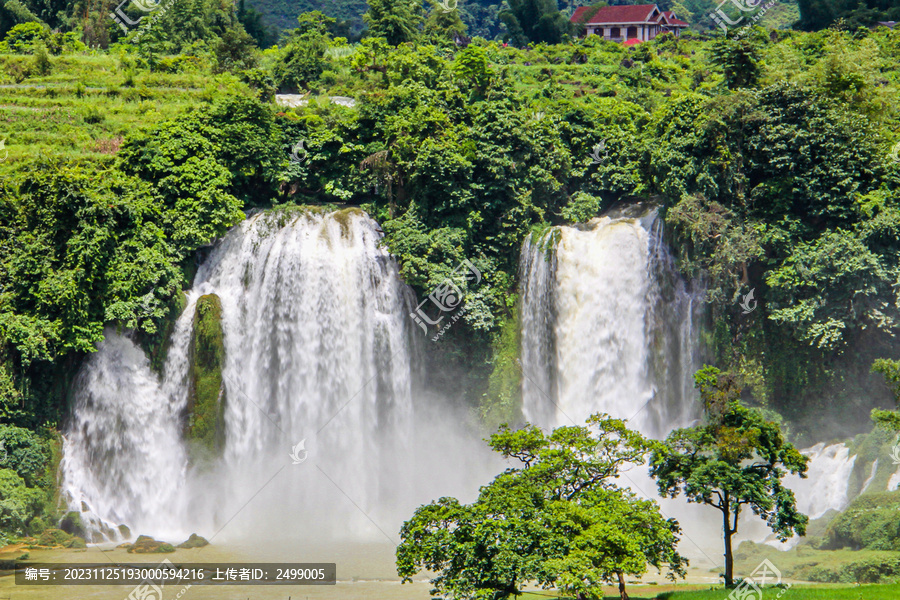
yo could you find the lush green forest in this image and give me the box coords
[0,0,899,591]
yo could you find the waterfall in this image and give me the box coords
[182,208,417,540]
[519,208,700,437]
[756,442,858,550]
[60,331,188,541]
[60,208,459,543]
[784,443,857,520]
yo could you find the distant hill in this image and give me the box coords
[244,0,507,40]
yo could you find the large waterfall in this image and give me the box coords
[61,209,485,544]
[520,208,700,437]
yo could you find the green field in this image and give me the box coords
[523,583,900,599]
[0,52,222,177]
[652,585,900,599]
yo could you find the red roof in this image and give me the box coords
[571,4,660,24]
[662,10,689,26]
[623,38,643,46]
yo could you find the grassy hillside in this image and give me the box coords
[0,53,219,176]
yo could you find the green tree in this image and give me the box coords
[118,93,284,210]
[650,367,809,587]
[274,11,334,90]
[710,36,762,89]
[363,0,422,45]
[452,45,492,95]
[423,0,466,41]
[237,0,272,47]
[397,415,687,600]
[500,0,570,45]
[213,26,259,73]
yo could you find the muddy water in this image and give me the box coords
[0,542,722,600]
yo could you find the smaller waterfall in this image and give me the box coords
[786,443,857,520]
[859,459,879,495]
[748,443,856,550]
[889,466,900,492]
[519,208,701,438]
[60,331,188,541]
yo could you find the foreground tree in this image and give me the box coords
[650,367,809,587]
[397,415,687,600]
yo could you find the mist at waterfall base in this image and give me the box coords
[518,209,861,566]
[61,209,498,552]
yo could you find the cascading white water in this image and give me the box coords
[520,209,700,437]
[518,211,876,560]
[179,208,416,540]
[60,331,189,541]
[61,209,488,544]
[783,443,857,520]
[753,442,858,550]
[518,208,713,561]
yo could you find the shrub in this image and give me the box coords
[32,45,51,76]
[823,491,900,551]
[81,106,104,124]
[808,555,900,584]
[560,191,602,223]
[0,23,47,54]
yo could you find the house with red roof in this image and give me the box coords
[571,4,689,43]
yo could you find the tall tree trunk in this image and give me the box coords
[617,570,629,600]
[723,504,734,587]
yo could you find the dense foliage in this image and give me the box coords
[0,425,57,543]
[823,491,900,552]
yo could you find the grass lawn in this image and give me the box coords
[520,583,900,599]
[649,583,900,599]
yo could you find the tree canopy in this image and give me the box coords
[397,415,687,600]
[650,367,809,586]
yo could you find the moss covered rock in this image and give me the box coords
[478,306,522,431]
[35,528,86,548]
[59,511,86,539]
[127,535,175,553]
[176,533,209,549]
[185,294,227,464]
[846,426,896,497]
